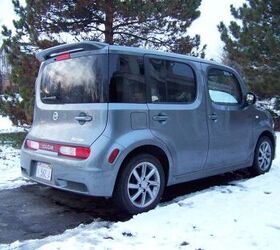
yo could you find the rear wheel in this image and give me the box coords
[114,154,165,214]
[251,136,273,175]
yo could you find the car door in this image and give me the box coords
[203,64,253,169]
[145,55,208,176]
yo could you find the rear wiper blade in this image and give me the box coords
[41,96,58,100]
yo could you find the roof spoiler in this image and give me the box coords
[36,41,108,62]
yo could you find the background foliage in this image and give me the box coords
[219,0,280,98]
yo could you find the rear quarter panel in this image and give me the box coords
[103,103,175,185]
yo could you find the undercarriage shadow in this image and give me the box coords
[162,168,251,203]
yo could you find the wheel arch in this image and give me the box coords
[113,144,171,194]
[256,130,276,159]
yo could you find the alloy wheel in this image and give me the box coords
[258,141,272,171]
[127,162,161,208]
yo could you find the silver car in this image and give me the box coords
[20,42,276,214]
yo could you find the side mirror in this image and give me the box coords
[245,92,257,105]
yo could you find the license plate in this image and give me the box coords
[36,162,52,181]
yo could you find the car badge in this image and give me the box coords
[52,111,59,121]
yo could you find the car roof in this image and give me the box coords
[108,44,222,66]
[36,41,223,67]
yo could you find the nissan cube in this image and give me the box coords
[20,41,276,214]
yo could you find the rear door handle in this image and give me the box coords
[209,113,218,122]
[75,112,92,125]
[153,113,168,122]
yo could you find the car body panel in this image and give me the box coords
[144,55,209,176]
[202,63,254,170]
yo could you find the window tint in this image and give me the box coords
[207,68,242,104]
[40,55,105,104]
[109,55,146,103]
[148,59,166,102]
[148,58,196,103]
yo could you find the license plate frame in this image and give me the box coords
[35,162,52,181]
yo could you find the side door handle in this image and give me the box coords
[75,112,93,125]
[153,113,168,123]
[209,113,218,122]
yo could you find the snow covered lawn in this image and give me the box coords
[0,133,278,250]
[0,145,32,190]
[0,115,31,189]
[0,116,24,134]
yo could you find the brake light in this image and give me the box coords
[75,147,91,159]
[25,139,90,159]
[55,53,71,61]
[59,146,90,159]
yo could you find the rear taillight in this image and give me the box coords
[59,145,90,159]
[26,139,39,150]
[25,139,90,159]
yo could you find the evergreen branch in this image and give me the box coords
[112,17,158,30]
[113,31,169,45]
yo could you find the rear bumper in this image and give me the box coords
[20,147,118,197]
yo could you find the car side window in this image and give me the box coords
[148,58,196,103]
[148,58,166,102]
[207,68,242,104]
[109,55,146,103]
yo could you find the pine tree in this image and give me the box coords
[2,0,205,124]
[1,0,60,124]
[11,0,205,54]
[218,0,280,98]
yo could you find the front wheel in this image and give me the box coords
[251,136,273,175]
[114,154,165,214]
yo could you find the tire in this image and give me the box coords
[251,136,273,175]
[114,154,165,214]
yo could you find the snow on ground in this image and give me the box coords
[0,115,24,133]
[0,145,32,190]
[0,115,32,189]
[1,133,279,250]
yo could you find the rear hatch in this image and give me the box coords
[28,42,109,147]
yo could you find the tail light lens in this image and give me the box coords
[25,139,90,159]
[59,145,90,159]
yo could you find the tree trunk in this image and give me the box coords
[104,1,114,44]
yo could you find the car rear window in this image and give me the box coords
[40,54,106,104]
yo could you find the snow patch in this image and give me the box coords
[257,98,280,117]
[0,115,25,133]
[0,145,33,190]
[0,115,31,189]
